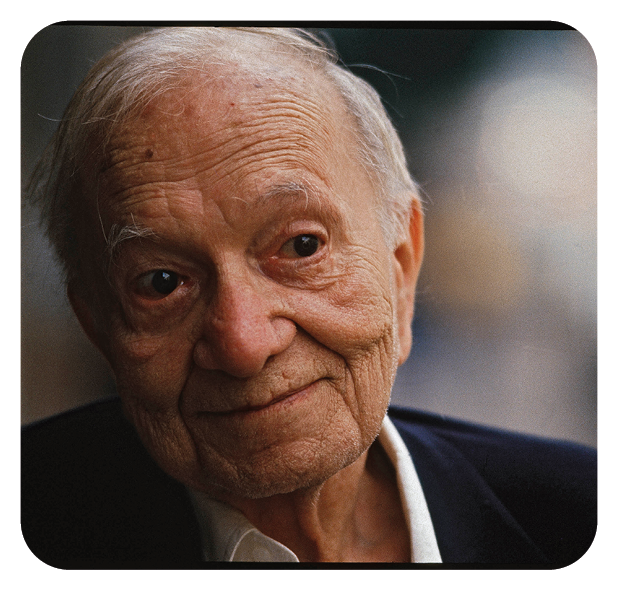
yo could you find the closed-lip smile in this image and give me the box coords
[209,380,323,415]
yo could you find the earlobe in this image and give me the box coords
[393,197,425,366]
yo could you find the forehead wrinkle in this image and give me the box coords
[191,106,336,190]
[97,67,350,210]
[100,97,335,207]
[95,72,363,255]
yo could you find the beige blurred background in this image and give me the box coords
[21,25,596,447]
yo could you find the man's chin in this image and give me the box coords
[187,445,364,502]
[203,475,321,501]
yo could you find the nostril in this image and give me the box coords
[193,315,297,378]
[192,275,297,377]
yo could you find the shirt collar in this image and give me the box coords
[188,492,299,562]
[188,414,442,562]
[381,412,442,562]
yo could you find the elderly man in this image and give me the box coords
[22,27,596,566]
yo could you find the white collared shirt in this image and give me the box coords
[188,415,442,562]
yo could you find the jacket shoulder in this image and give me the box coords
[21,398,202,568]
[388,406,597,565]
[388,405,596,471]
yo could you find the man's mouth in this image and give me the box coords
[208,379,323,415]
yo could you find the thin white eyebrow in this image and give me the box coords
[105,218,156,272]
[259,180,353,243]
[103,180,342,274]
[260,181,324,210]
[104,184,311,262]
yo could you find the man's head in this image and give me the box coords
[30,27,424,500]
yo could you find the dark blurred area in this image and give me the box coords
[21,25,596,446]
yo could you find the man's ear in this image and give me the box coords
[392,196,424,366]
[67,285,110,361]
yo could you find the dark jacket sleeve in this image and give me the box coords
[21,398,204,569]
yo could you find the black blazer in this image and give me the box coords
[21,398,596,568]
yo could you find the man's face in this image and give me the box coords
[77,65,419,500]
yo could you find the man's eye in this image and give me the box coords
[136,270,180,297]
[280,234,321,258]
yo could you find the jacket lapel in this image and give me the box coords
[392,416,548,564]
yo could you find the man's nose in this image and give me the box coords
[193,274,296,378]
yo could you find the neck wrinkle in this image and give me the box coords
[223,447,371,562]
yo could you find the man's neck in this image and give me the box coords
[220,442,410,562]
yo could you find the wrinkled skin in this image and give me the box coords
[70,61,423,558]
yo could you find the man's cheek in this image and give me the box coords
[111,330,193,402]
[303,282,395,356]
[115,331,171,363]
[123,398,204,488]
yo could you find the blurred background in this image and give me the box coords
[21,24,597,447]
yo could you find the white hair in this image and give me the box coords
[28,27,420,284]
